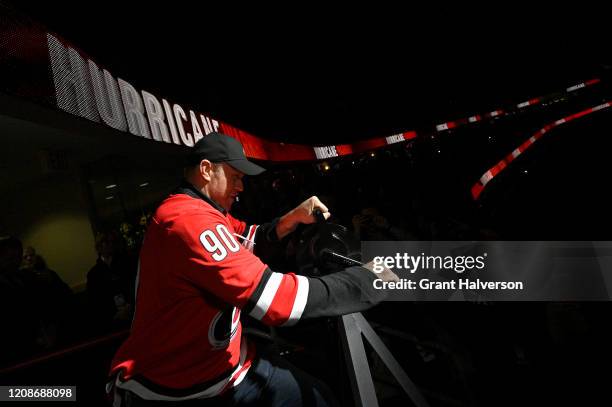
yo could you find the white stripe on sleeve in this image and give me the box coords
[282,275,310,326]
[249,272,283,320]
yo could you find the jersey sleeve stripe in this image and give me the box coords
[247,225,258,241]
[246,225,258,252]
[248,271,284,320]
[261,273,305,325]
[239,225,258,252]
[243,267,272,314]
[281,275,309,326]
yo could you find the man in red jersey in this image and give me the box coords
[108,132,397,406]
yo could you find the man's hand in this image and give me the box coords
[362,260,400,282]
[276,196,331,239]
[293,196,331,224]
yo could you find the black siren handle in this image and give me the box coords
[312,208,327,224]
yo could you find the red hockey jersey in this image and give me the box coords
[108,190,309,400]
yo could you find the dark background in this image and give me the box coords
[2,3,612,407]
[8,1,611,143]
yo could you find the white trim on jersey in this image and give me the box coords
[282,275,309,326]
[235,225,258,252]
[247,225,258,241]
[114,338,250,401]
[249,272,283,320]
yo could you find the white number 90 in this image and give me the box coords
[199,225,240,261]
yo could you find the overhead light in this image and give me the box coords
[105,196,114,200]
[105,184,117,189]
[139,182,149,187]
[323,164,330,171]
[370,152,375,157]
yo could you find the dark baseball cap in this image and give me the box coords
[188,132,266,176]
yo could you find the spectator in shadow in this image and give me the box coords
[86,231,136,333]
[352,207,413,241]
[20,246,75,349]
[0,236,38,365]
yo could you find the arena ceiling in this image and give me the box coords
[8,1,609,144]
